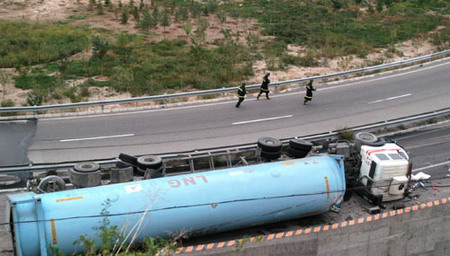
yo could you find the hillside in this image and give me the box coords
[0,0,448,109]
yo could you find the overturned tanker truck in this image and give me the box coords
[7,132,411,256]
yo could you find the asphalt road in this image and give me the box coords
[0,119,35,166]
[3,58,450,164]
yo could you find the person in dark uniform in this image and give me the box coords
[235,83,247,108]
[257,73,271,100]
[303,80,316,105]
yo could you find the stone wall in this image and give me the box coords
[180,197,450,256]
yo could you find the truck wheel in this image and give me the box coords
[260,151,281,160]
[118,153,138,166]
[74,162,100,173]
[287,147,309,158]
[289,139,313,151]
[70,163,101,188]
[355,132,380,150]
[355,132,378,144]
[37,175,66,193]
[257,137,282,152]
[367,137,386,147]
[137,155,163,170]
[116,160,131,168]
[110,166,134,183]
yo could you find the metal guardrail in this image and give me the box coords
[1,107,449,173]
[0,49,449,114]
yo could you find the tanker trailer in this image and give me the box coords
[7,155,345,256]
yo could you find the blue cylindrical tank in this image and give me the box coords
[8,155,345,256]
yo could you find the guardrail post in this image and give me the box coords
[101,104,104,113]
[221,87,226,97]
[163,93,168,107]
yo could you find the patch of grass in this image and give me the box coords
[0,20,90,68]
[14,75,59,90]
[63,37,254,96]
[336,127,354,141]
[222,0,447,58]
[0,99,15,116]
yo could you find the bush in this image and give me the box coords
[14,75,58,90]
[26,91,45,106]
[0,99,15,116]
[0,21,90,68]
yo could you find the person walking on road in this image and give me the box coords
[303,80,316,105]
[235,83,247,108]
[257,73,271,100]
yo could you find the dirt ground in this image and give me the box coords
[0,0,439,106]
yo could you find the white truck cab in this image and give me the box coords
[359,143,410,202]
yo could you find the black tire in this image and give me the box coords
[257,137,282,152]
[110,166,134,183]
[260,150,281,160]
[367,137,386,147]
[287,147,309,158]
[70,163,101,188]
[118,153,138,166]
[355,132,386,150]
[116,160,131,168]
[137,155,163,170]
[37,175,66,193]
[74,162,100,173]
[289,139,313,151]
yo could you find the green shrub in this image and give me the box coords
[0,21,90,68]
[26,91,45,106]
[337,128,354,141]
[14,75,58,90]
[0,99,15,116]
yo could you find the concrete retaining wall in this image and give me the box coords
[179,197,450,256]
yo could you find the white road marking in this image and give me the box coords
[368,93,412,104]
[318,61,450,92]
[233,115,293,125]
[412,160,450,173]
[60,133,134,142]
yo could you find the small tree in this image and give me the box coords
[132,6,140,22]
[96,2,104,15]
[139,10,156,31]
[216,10,226,29]
[92,36,109,59]
[376,0,384,12]
[111,67,133,93]
[152,6,160,24]
[183,22,193,37]
[331,0,342,10]
[175,6,189,23]
[121,10,129,24]
[160,9,171,37]
[0,72,11,100]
